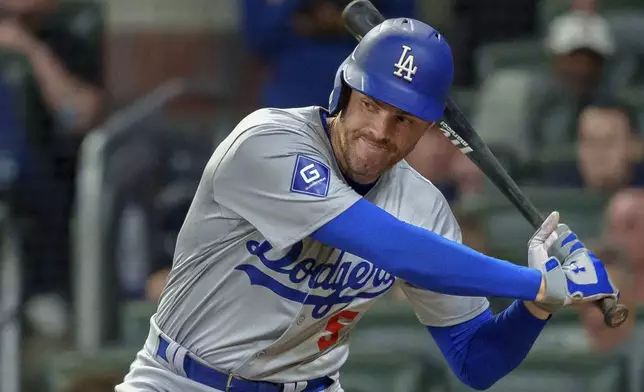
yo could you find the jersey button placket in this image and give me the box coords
[255,350,266,359]
[296,315,306,325]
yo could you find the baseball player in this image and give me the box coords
[116,18,619,392]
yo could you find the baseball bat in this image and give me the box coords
[341,0,628,328]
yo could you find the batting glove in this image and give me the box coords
[532,223,619,313]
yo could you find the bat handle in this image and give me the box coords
[596,297,629,328]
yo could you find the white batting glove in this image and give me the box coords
[527,213,620,313]
[527,211,562,313]
[528,211,561,269]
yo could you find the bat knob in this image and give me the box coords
[604,303,629,328]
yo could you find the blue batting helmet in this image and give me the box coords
[328,18,454,122]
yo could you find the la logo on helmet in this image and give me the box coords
[393,45,417,82]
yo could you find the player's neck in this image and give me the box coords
[327,116,352,180]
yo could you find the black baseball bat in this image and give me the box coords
[341,0,628,328]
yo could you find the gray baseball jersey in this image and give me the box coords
[151,106,489,383]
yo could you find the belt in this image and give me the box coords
[156,335,334,392]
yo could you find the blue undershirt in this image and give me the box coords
[314,110,550,389]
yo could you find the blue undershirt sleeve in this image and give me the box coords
[426,300,549,390]
[310,198,542,301]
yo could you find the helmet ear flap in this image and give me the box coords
[329,60,352,115]
[336,81,351,116]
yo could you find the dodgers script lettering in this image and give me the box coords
[236,240,395,318]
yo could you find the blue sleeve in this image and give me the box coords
[310,198,542,300]
[427,300,549,390]
[240,0,304,57]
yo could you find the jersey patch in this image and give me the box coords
[290,154,330,197]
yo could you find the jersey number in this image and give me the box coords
[317,310,359,351]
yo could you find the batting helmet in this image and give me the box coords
[328,18,454,122]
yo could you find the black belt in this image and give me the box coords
[157,335,334,392]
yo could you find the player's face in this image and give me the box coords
[332,90,432,184]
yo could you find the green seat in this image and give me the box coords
[538,0,644,33]
[472,68,541,162]
[616,88,644,136]
[450,87,478,119]
[458,186,612,265]
[349,299,438,357]
[474,40,545,84]
[44,346,137,392]
[341,353,450,392]
[450,351,628,392]
[532,308,594,353]
[120,300,157,347]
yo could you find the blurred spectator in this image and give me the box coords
[571,0,598,13]
[0,0,104,323]
[405,127,461,203]
[545,10,614,103]
[453,209,488,254]
[542,103,644,190]
[0,0,104,132]
[604,189,644,302]
[405,125,484,202]
[241,0,416,109]
[574,241,636,353]
[528,9,620,155]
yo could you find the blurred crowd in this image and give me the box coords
[1,0,644,391]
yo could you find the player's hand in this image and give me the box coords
[533,223,620,313]
[527,211,560,270]
[526,211,560,316]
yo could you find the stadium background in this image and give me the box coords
[0,0,643,391]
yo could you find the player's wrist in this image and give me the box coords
[534,274,546,302]
[532,275,554,316]
[523,301,551,320]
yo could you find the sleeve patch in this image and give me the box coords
[290,154,331,197]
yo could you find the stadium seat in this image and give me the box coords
[471,68,541,163]
[341,352,450,392]
[43,347,137,392]
[450,87,478,119]
[120,300,157,347]
[449,350,629,392]
[474,40,545,85]
[457,186,612,265]
[604,11,644,92]
[349,297,440,359]
[538,0,644,33]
